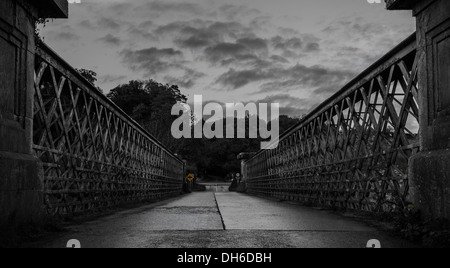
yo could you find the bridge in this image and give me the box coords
[240,34,418,213]
[1,0,449,248]
[34,42,185,216]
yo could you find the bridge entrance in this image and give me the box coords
[1,0,450,248]
[28,191,419,248]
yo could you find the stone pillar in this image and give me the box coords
[387,0,450,220]
[0,0,67,234]
[237,153,254,182]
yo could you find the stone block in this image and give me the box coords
[0,152,42,191]
[0,121,30,154]
[0,152,43,230]
[0,0,14,27]
[35,0,68,19]
[410,149,450,220]
[0,189,44,231]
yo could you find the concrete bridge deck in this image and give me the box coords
[30,191,420,248]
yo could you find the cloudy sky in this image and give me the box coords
[40,0,415,117]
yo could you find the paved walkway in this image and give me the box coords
[31,192,420,248]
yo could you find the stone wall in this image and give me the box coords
[0,0,67,236]
[410,0,450,220]
[388,0,450,220]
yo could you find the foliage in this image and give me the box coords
[277,115,303,135]
[179,116,267,178]
[76,68,97,85]
[75,68,103,94]
[107,80,302,179]
[107,80,188,152]
[34,18,52,42]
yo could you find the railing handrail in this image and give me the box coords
[35,40,183,164]
[247,32,417,162]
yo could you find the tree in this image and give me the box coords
[277,115,302,134]
[107,80,147,115]
[107,79,303,180]
[107,80,188,151]
[76,68,103,94]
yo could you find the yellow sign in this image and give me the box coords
[186,174,195,182]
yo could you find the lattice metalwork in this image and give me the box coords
[243,34,420,213]
[33,43,184,216]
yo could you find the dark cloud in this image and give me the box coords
[126,25,157,41]
[47,26,79,41]
[207,21,255,39]
[313,85,341,96]
[320,16,414,74]
[236,37,268,51]
[323,17,386,39]
[218,4,261,21]
[215,68,274,89]
[39,0,414,102]
[270,35,320,58]
[271,36,303,51]
[305,42,320,52]
[175,35,216,50]
[321,16,413,55]
[108,2,133,15]
[154,21,191,35]
[249,15,273,31]
[98,34,122,46]
[202,38,269,67]
[120,47,184,76]
[164,68,206,89]
[278,27,300,36]
[100,74,127,85]
[204,43,247,64]
[215,63,356,92]
[78,20,93,29]
[97,17,122,30]
[270,55,289,64]
[156,20,255,48]
[136,1,205,17]
[332,46,380,71]
[138,20,154,29]
[255,94,316,118]
[153,18,283,71]
[259,64,356,93]
[152,19,272,73]
[51,31,80,41]
[283,64,354,88]
[155,21,223,50]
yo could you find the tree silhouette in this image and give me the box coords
[107,79,302,180]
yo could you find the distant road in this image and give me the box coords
[30,192,420,248]
[198,182,231,192]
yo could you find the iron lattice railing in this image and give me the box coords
[243,34,420,213]
[33,42,184,216]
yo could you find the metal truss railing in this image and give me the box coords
[243,34,419,213]
[33,42,184,216]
